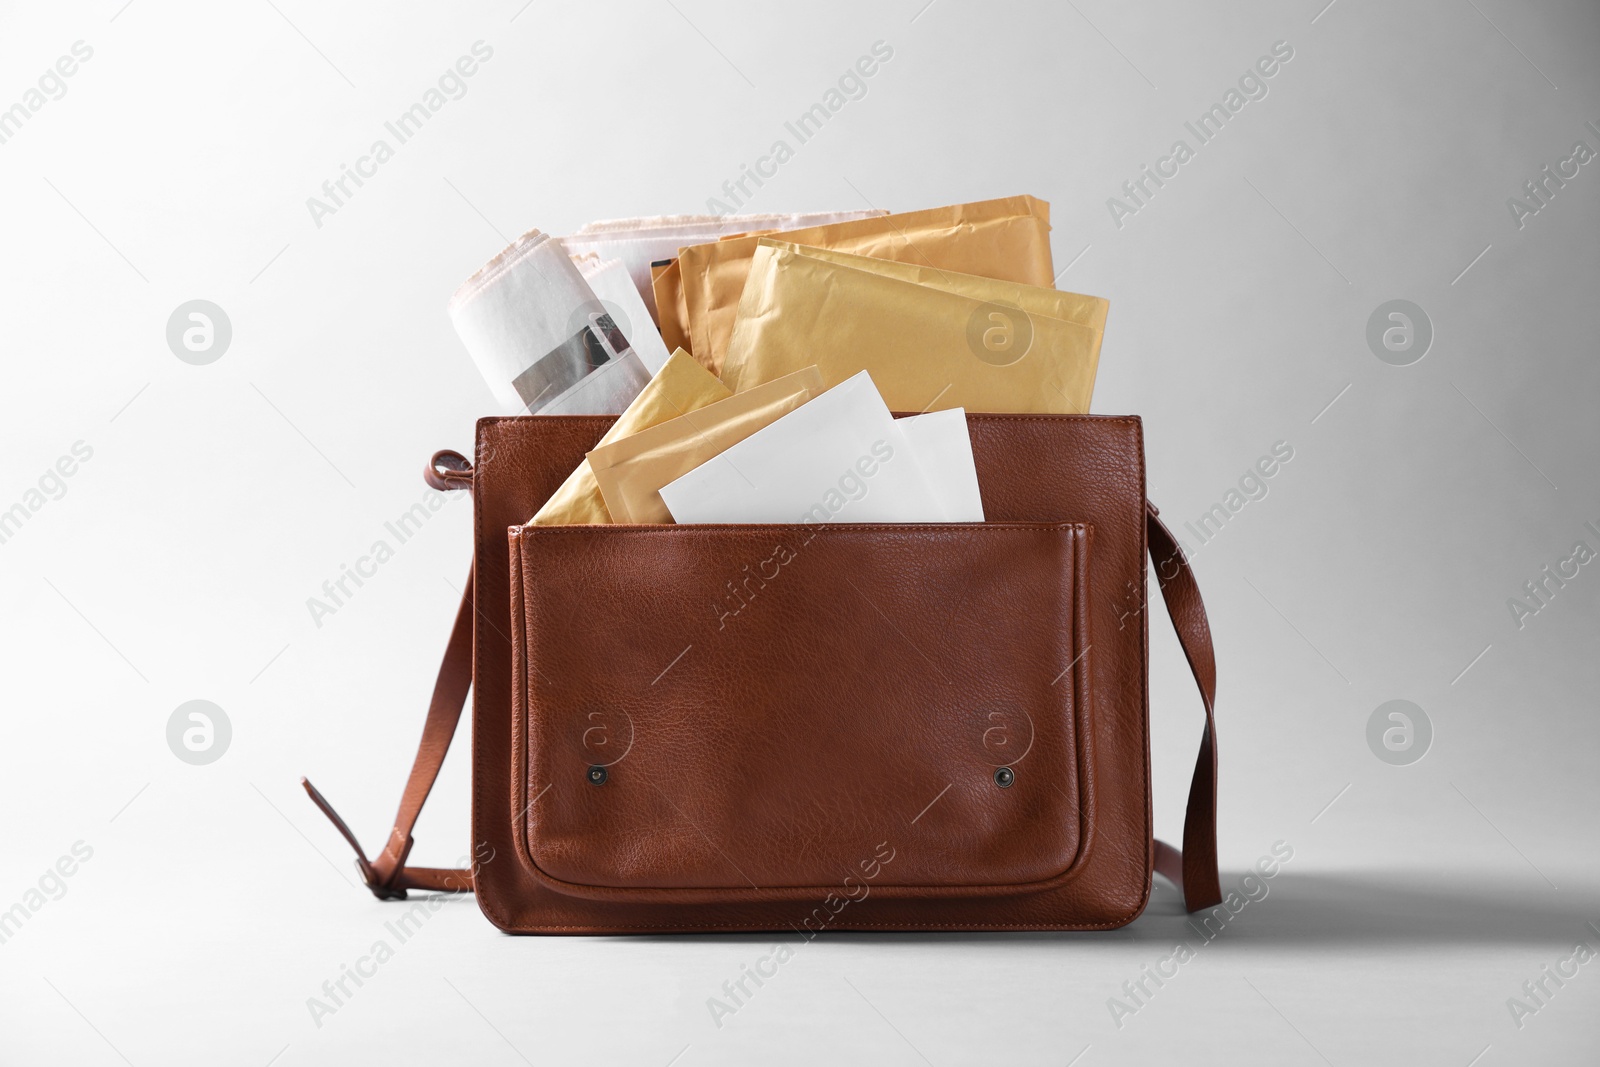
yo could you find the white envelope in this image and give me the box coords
[895,408,985,521]
[659,371,984,524]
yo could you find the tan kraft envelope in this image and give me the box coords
[649,259,690,354]
[778,241,1109,338]
[529,348,731,524]
[678,195,1056,376]
[721,241,1107,414]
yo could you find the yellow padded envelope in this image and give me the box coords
[528,348,731,524]
[678,195,1055,375]
[588,367,824,524]
[721,240,1107,414]
[775,241,1109,337]
[649,258,690,354]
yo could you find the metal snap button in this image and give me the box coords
[994,767,1015,788]
[587,765,608,786]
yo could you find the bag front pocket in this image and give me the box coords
[508,521,1094,904]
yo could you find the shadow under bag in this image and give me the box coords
[304,413,1223,932]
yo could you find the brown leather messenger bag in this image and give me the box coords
[303,412,1221,932]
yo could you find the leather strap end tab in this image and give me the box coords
[300,561,477,904]
[301,777,409,901]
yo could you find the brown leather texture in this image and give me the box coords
[509,522,1092,899]
[470,414,1164,933]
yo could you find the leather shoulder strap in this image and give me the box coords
[1146,502,1223,912]
[301,451,476,900]
[303,478,1221,912]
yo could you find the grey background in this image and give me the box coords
[1,0,1597,1063]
